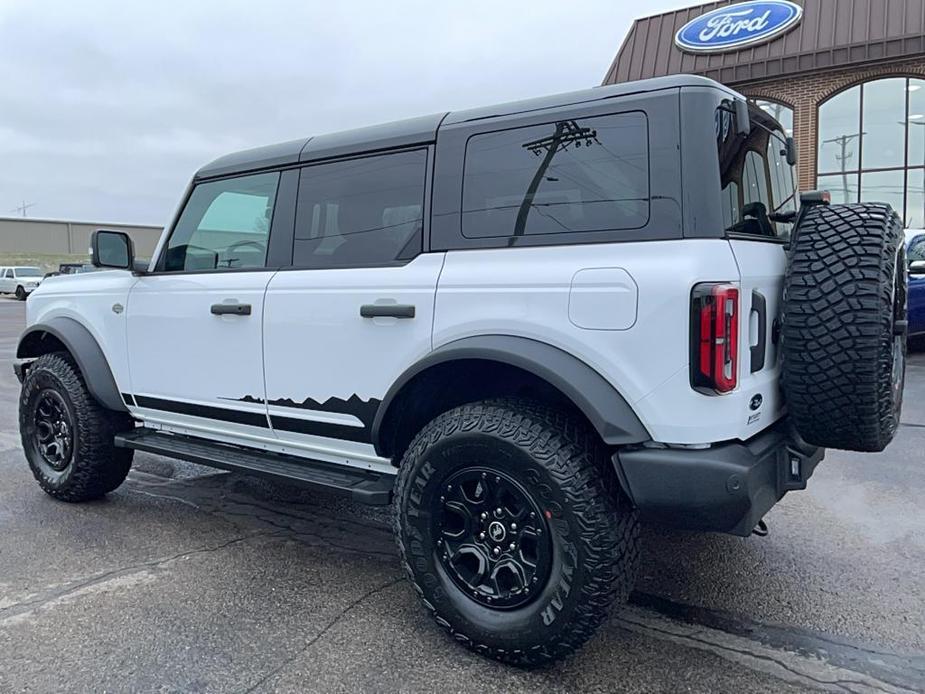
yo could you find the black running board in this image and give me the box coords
[115,428,395,505]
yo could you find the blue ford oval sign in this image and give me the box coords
[675,1,803,53]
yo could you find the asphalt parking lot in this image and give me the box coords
[0,298,922,693]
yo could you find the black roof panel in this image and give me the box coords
[443,75,732,125]
[196,138,308,179]
[300,112,446,163]
[196,76,733,179]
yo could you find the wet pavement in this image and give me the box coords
[0,298,922,693]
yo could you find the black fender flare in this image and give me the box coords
[16,317,127,413]
[371,335,649,456]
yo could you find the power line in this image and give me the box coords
[9,200,36,217]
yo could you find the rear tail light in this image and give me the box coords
[690,283,739,394]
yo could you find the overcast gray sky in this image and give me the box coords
[0,0,705,226]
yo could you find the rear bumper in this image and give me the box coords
[613,421,824,537]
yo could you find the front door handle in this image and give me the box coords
[211,302,251,316]
[360,304,415,319]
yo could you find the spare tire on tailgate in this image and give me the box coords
[781,202,906,452]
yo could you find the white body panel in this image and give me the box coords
[23,236,779,457]
[728,238,788,431]
[434,239,777,445]
[124,271,275,441]
[24,272,136,388]
[262,253,445,462]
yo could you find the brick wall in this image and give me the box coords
[736,56,925,192]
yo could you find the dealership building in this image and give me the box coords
[606,0,925,227]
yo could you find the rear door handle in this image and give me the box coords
[211,302,251,316]
[360,304,415,319]
[750,290,767,372]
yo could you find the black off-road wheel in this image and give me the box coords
[782,203,906,452]
[19,352,134,501]
[15,285,26,301]
[393,399,639,666]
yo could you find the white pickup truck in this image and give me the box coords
[0,266,44,300]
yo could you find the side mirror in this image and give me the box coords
[909,260,925,275]
[734,99,750,136]
[90,230,134,270]
[784,136,797,166]
[742,201,767,219]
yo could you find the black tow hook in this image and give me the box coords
[752,519,769,537]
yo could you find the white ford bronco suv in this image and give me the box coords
[15,75,907,665]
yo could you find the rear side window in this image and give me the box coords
[743,151,770,209]
[461,112,649,240]
[716,105,797,239]
[293,149,427,269]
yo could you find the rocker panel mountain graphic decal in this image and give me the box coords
[222,394,381,444]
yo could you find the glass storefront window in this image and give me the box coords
[908,169,925,229]
[861,78,906,169]
[816,173,858,205]
[910,79,925,170]
[817,77,925,228]
[860,170,906,217]
[817,86,861,174]
[753,99,793,136]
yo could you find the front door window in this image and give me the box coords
[162,171,280,272]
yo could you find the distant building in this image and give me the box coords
[0,216,162,258]
[606,0,925,227]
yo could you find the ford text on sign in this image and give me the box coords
[674,1,803,54]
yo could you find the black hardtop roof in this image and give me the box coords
[196,75,733,180]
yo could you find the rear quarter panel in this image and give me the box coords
[434,239,764,445]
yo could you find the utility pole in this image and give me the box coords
[10,200,36,217]
[513,120,600,240]
[821,134,862,202]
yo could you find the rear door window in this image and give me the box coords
[292,149,427,269]
[461,112,649,240]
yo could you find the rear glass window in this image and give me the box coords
[461,112,649,239]
[717,105,797,239]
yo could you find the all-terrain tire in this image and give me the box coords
[393,399,639,666]
[19,352,134,501]
[782,203,906,452]
[15,285,26,300]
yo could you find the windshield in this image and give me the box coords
[907,232,925,262]
[17,267,42,277]
[716,103,797,239]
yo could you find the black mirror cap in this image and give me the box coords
[90,229,134,270]
[785,136,797,166]
[734,98,750,136]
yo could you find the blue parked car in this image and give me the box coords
[906,230,925,339]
